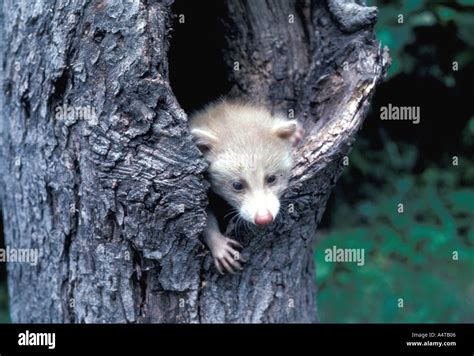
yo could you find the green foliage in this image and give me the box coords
[315,0,474,324]
[316,121,474,322]
[368,0,474,79]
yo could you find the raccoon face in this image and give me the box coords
[192,119,298,226]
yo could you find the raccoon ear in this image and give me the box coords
[272,120,298,139]
[191,128,219,152]
[273,120,303,147]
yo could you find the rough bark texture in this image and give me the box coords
[1,0,389,323]
[1,0,208,323]
[197,0,389,323]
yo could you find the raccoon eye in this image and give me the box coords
[232,181,244,191]
[266,175,277,184]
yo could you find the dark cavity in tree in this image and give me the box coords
[169,1,232,113]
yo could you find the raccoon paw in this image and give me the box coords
[211,237,245,274]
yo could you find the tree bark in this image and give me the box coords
[1,0,389,323]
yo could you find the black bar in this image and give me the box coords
[0,324,472,354]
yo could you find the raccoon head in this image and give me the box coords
[192,119,299,226]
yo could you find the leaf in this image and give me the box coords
[448,190,474,214]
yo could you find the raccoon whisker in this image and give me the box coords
[278,199,295,218]
[224,208,239,220]
[279,198,292,207]
[274,212,283,225]
[239,216,253,238]
[235,215,246,239]
[242,219,251,235]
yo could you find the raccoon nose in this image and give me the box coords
[254,210,274,226]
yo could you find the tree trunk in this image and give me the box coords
[1,0,389,323]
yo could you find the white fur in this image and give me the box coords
[190,100,298,225]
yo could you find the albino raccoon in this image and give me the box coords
[190,99,302,274]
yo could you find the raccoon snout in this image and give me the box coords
[254,210,274,226]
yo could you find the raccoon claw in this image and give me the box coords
[226,239,243,250]
[211,237,245,274]
[215,256,242,275]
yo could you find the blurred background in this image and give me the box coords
[0,0,473,323]
[316,0,474,322]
